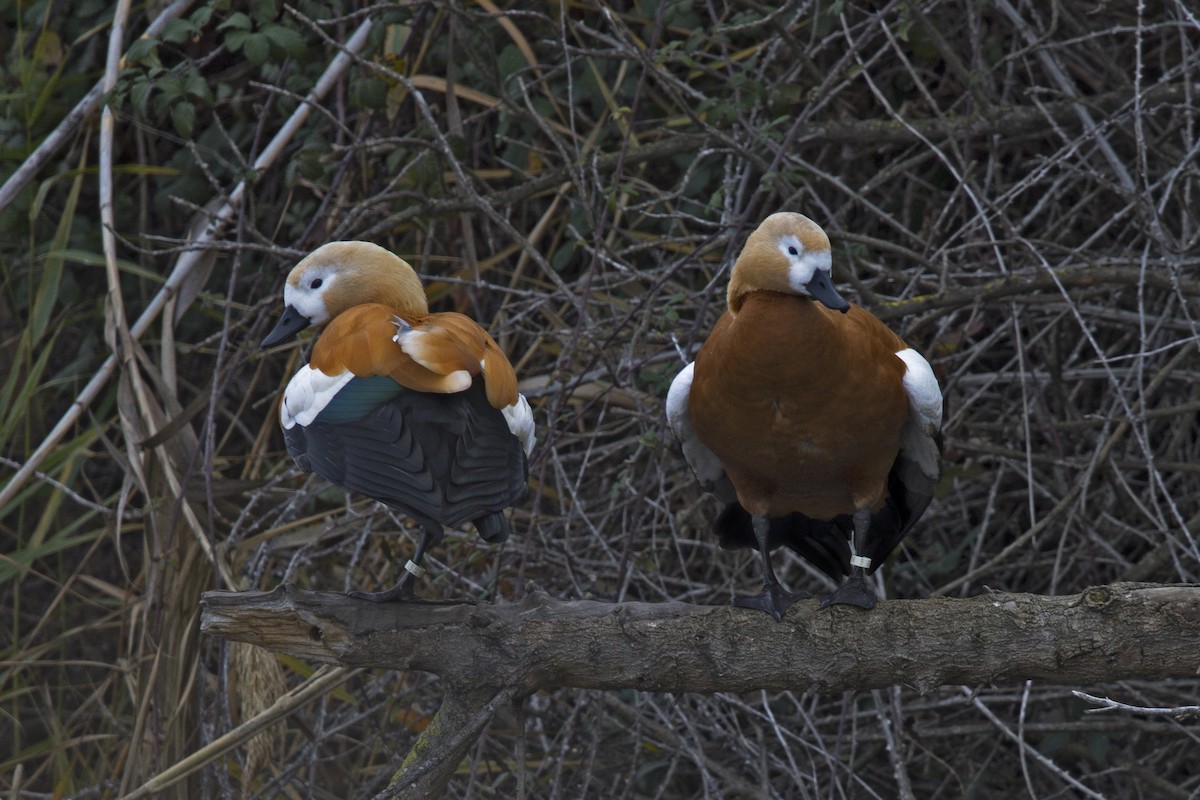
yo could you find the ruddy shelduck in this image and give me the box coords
[667,212,942,619]
[262,241,534,602]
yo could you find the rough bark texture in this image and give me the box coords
[202,582,1200,799]
[202,582,1200,695]
[378,681,517,800]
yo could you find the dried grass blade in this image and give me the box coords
[116,666,360,800]
[0,17,375,512]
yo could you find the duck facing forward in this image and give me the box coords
[262,241,534,602]
[666,213,941,620]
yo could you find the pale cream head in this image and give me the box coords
[726,212,843,314]
[282,241,430,325]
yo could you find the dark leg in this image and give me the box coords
[733,514,809,621]
[821,508,876,609]
[349,526,436,603]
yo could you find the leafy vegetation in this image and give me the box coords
[2,0,1199,797]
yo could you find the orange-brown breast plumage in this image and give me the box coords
[689,293,909,520]
[666,212,942,616]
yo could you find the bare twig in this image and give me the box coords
[1073,691,1200,718]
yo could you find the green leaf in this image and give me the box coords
[352,77,386,110]
[171,100,195,137]
[28,153,85,344]
[162,18,194,44]
[191,4,215,26]
[157,72,184,99]
[184,70,211,102]
[224,28,249,52]
[217,11,252,31]
[497,44,525,80]
[250,0,278,24]
[0,528,104,586]
[130,77,153,113]
[33,30,63,66]
[0,329,57,450]
[263,24,305,58]
[125,37,159,65]
[242,32,270,65]
[297,149,324,181]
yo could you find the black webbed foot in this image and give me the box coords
[348,532,435,603]
[347,581,415,603]
[734,583,810,621]
[820,572,876,609]
[348,569,417,603]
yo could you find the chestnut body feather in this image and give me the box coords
[689,293,909,521]
[667,213,941,618]
[262,241,534,602]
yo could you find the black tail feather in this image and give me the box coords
[714,502,852,582]
[473,512,511,543]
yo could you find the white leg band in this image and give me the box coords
[404,559,426,578]
[850,555,872,569]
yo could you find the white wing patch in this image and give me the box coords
[896,348,942,480]
[666,362,730,498]
[896,348,942,432]
[280,364,355,429]
[665,363,697,444]
[502,393,536,456]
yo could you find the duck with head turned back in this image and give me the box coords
[261,241,535,602]
[666,212,942,620]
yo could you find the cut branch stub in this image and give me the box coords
[200,583,1200,695]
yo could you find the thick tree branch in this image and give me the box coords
[202,583,1200,695]
[204,583,1200,798]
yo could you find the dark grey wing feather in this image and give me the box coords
[861,440,940,573]
[284,377,528,540]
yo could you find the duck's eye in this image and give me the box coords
[787,246,799,256]
[310,278,323,289]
